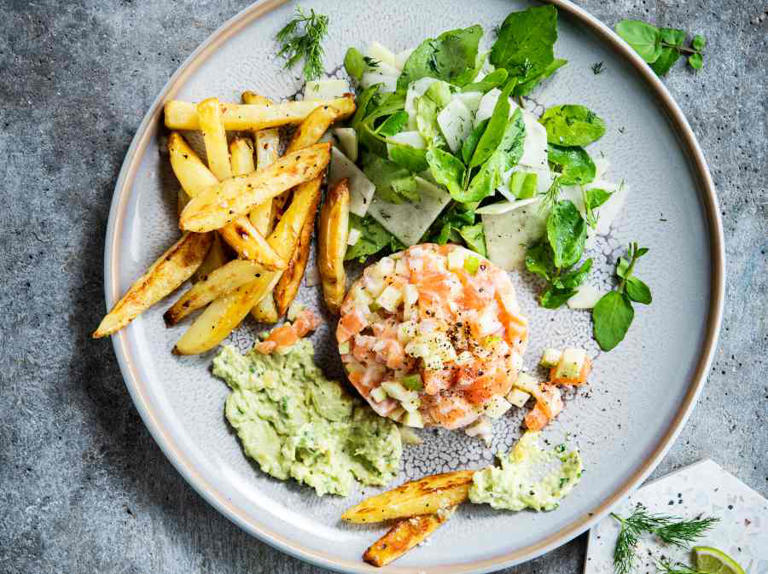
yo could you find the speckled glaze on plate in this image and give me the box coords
[103,0,724,572]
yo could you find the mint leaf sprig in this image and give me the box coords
[615,20,706,75]
[276,6,329,81]
[592,243,651,351]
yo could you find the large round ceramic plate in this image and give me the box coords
[104,0,724,571]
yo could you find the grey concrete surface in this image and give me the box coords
[0,1,766,572]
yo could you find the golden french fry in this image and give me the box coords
[179,142,331,233]
[286,100,356,154]
[317,178,350,314]
[164,96,354,131]
[363,510,455,567]
[217,216,286,270]
[193,233,229,283]
[197,98,232,180]
[168,132,218,196]
[229,136,255,176]
[177,188,191,218]
[163,259,266,325]
[93,232,213,338]
[173,178,323,354]
[341,470,475,524]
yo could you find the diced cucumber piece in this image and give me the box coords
[401,373,423,391]
[388,407,406,423]
[328,147,376,217]
[507,388,531,408]
[402,409,424,428]
[376,284,403,313]
[540,348,563,369]
[514,372,540,395]
[508,171,538,199]
[401,397,421,413]
[370,386,388,402]
[464,255,481,274]
[554,348,587,380]
[366,41,397,68]
[464,416,493,444]
[304,79,350,101]
[338,341,350,355]
[381,381,418,403]
[437,98,473,153]
[483,395,512,419]
[331,127,358,162]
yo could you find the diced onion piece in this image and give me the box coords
[464,416,493,445]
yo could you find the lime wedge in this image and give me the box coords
[692,546,745,574]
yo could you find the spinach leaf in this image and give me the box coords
[540,105,606,147]
[615,20,662,63]
[546,200,586,269]
[461,118,489,164]
[377,110,409,137]
[461,68,508,93]
[548,144,596,185]
[458,223,487,256]
[592,291,635,351]
[362,154,419,204]
[469,80,515,167]
[387,143,429,172]
[514,58,567,96]
[345,214,402,262]
[491,5,559,85]
[426,147,466,199]
[398,25,483,89]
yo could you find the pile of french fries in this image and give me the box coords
[343,470,476,567]
[93,92,356,353]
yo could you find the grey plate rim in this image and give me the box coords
[102,0,725,572]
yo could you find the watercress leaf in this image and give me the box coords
[491,5,558,83]
[546,200,587,268]
[650,47,681,76]
[616,256,630,279]
[592,291,635,351]
[345,213,398,262]
[548,145,596,185]
[525,240,556,281]
[388,143,429,172]
[363,154,420,204]
[688,52,703,70]
[615,20,662,63]
[426,147,466,199]
[514,58,567,96]
[553,258,593,289]
[462,118,489,164]
[585,187,613,210]
[659,27,686,47]
[398,25,484,89]
[344,47,367,81]
[469,80,514,167]
[692,34,706,51]
[635,247,649,257]
[358,119,388,156]
[458,223,487,256]
[351,84,381,130]
[461,68,509,93]
[625,276,652,304]
[540,286,577,309]
[377,110,409,137]
[465,153,504,202]
[540,105,606,147]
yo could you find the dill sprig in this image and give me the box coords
[539,176,562,214]
[362,56,380,69]
[591,61,606,74]
[656,559,705,574]
[610,504,718,574]
[276,6,329,81]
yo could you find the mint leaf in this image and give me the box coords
[659,27,686,47]
[593,291,635,351]
[398,25,483,89]
[615,20,662,63]
[491,6,559,84]
[540,105,606,147]
[546,200,587,269]
[548,145,596,185]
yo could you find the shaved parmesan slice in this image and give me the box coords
[437,98,473,153]
[405,77,438,129]
[483,200,548,270]
[304,79,350,101]
[456,91,483,113]
[328,147,376,217]
[395,48,414,70]
[567,284,603,309]
[519,111,549,170]
[475,197,539,215]
[367,41,397,69]
[368,176,452,246]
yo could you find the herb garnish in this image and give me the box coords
[656,559,706,574]
[362,56,380,69]
[611,504,718,574]
[591,61,605,74]
[615,20,706,75]
[276,7,329,81]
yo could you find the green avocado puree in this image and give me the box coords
[469,432,582,511]
[213,340,402,497]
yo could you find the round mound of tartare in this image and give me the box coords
[336,243,528,430]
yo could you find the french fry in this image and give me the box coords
[228,136,255,176]
[93,232,213,338]
[193,233,229,283]
[341,470,475,524]
[286,101,354,154]
[363,509,455,567]
[317,178,350,314]
[163,259,266,325]
[177,188,191,218]
[179,142,331,233]
[164,95,354,131]
[168,132,285,270]
[173,178,323,354]
[196,97,232,180]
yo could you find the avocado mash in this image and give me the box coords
[469,432,582,511]
[213,340,402,497]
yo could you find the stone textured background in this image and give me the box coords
[1,0,766,572]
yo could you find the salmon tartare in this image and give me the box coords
[337,244,528,429]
